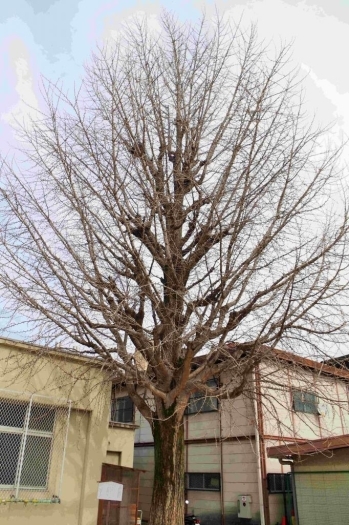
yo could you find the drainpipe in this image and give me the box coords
[185,412,189,516]
[78,411,93,525]
[278,458,299,525]
[253,371,265,525]
[219,402,225,525]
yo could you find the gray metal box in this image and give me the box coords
[237,494,252,519]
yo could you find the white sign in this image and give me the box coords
[97,481,123,501]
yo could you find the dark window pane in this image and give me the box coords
[204,473,220,490]
[188,473,204,489]
[29,405,55,432]
[293,390,318,414]
[187,473,221,491]
[0,432,21,485]
[0,401,27,428]
[267,473,292,493]
[303,393,317,414]
[292,391,303,412]
[187,380,218,415]
[20,435,51,488]
[110,397,134,423]
[187,396,218,414]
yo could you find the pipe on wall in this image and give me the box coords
[253,369,266,525]
[278,458,299,524]
[219,400,225,525]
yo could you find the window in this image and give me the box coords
[110,396,134,423]
[186,472,221,491]
[0,400,55,489]
[267,473,292,494]
[292,390,318,414]
[186,379,218,415]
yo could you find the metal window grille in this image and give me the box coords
[186,473,221,491]
[292,390,318,414]
[267,473,292,494]
[110,396,134,423]
[186,379,218,415]
[0,390,71,503]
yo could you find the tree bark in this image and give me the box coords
[149,410,185,525]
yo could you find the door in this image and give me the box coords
[97,463,140,525]
[97,464,122,525]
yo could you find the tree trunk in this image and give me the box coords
[148,411,185,525]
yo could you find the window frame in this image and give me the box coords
[110,395,134,423]
[292,390,319,415]
[186,472,221,492]
[186,378,219,415]
[267,473,292,494]
[0,400,55,490]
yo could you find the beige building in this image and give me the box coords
[0,337,138,525]
[127,349,349,525]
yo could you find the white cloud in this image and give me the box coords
[2,38,38,130]
[302,63,349,141]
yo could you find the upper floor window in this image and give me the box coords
[110,396,134,423]
[186,379,218,415]
[292,390,318,414]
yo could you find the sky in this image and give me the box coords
[1,0,349,152]
[0,0,348,343]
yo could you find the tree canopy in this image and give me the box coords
[0,14,348,525]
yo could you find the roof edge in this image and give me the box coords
[267,434,349,458]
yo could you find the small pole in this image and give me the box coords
[15,395,34,498]
[167,105,172,151]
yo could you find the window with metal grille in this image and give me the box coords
[186,472,221,491]
[186,379,218,415]
[110,396,134,423]
[292,390,318,414]
[0,400,55,489]
[267,473,292,494]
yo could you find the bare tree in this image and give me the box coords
[0,13,348,525]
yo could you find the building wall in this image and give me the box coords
[107,425,135,467]
[134,394,261,524]
[258,362,349,524]
[293,448,349,525]
[259,362,349,441]
[133,360,349,525]
[0,340,135,525]
[134,438,262,525]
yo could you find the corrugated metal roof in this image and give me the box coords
[267,434,349,458]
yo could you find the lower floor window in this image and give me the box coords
[267,473,292,494]
[186,472,221,491]
[0,400,55,490]
[0,433,52,488]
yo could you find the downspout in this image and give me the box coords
[185,412,189,516]
[78,410,93,525]
[219,402,225,525]
[253,370,266,525]
[278,458,299,525]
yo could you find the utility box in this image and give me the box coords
[237,494,252,519]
